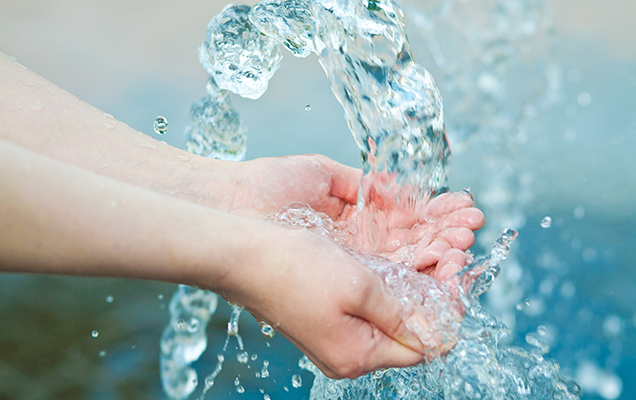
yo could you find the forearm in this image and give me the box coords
[0,50,237,211]
[0,138,262,290]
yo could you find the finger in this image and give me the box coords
[325,158,363,204]
[432,249,470,281]
[414,240,451,271]
[350,273,429,356]
[420,191,475,221]
[438,226,475,250]
[443,207,486,230]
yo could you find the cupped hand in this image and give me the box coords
[225,155,484,279]
[213,222,452,379]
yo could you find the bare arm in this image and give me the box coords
[0,139,431,378]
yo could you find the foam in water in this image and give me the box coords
[165,0,582,398]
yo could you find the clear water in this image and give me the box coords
[165,0,583,399]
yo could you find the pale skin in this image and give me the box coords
[0,51,485,379]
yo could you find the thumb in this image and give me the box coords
[354,268,463,362]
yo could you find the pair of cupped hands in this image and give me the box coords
[206,154,485,380]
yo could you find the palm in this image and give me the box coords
[234,155,484,280]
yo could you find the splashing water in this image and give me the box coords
[270,204,579,399]
[159,285,218,400]
[164,0,581,399]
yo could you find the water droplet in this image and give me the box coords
[255,372,261,378]
[261,360,270,378]
[284,386,289,392]
[264,394,270,400]
[29,103,45,111]
[104,122,116,130]
[175,319,186,330]
[234,376,241,386]
[99,350,107,357]
[305,104,311,111]
[540,216,552,228]
[516,303,524,311]
[158,294,164,300]
[577,91,592,107]
[97,163,108,169]
[236,385,245,394]
[92,330,99,338]
[154,116,168,135]
[524,299,531,306]
[260,321,275,337]
[251,354,258,361]
[105,295,114,303]
[103,113,114,119]
[178,154,191,161]
[237,351,249,363]
[187,318,200,333]
[574,206,585,220]
[292,374,302,388]
[8,104,24,111]
[537,325,547,336]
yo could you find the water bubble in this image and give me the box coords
[264,394,271,400]
[237,351,249,364]
[158,294,164,300]
[154,116,168,135]
[305,104,311,111]
[540,216,552,228]
[91,330,99,338]
[187,318,200,333]
[574,206,585,219]
[99,350,107,357]
[255,372,261,378]
[236,385,245,394]
[516,303,524,311]
[291,373,302,388]
[175,319,186,330]
[524,299,531,306]
[251,353,258,361]
[234,376,241,386]
[577,91,592,107]
[105,295,114,303]
[537,325,547,336]
[260,321,275,337]
[602,315,624,338]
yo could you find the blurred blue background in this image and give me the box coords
[0,0,634,399]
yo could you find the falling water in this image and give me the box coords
[161,0,581,399]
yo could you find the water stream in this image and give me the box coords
[161,0,581,398]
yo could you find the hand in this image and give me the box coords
[367,189,486,280]
[222,155,484,280]
[211,222,452,379]
[214,154,362,219]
